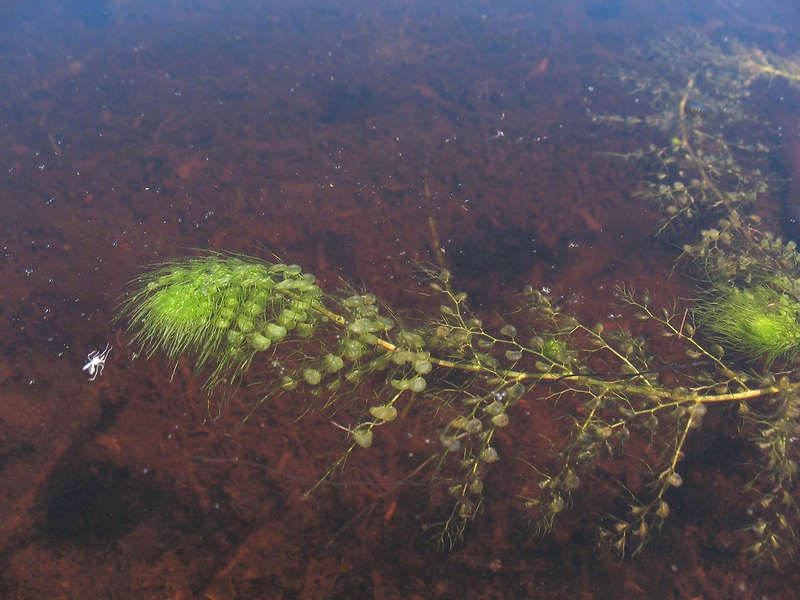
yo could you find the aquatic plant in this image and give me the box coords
[117,254,333,407]
[116,32,800,566]
[697,286,800,364]
[595,30,800,564]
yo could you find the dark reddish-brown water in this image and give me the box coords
[2,0,800,597]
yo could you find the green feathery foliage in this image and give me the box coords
[697,286,800,364]
[117,254,329,391]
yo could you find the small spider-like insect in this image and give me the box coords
[83,342,112,381]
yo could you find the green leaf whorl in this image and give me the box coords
[117,254,325,386]
[697,286,800,365]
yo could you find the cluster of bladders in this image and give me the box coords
[120,255,429,399]
[121,256,327,385]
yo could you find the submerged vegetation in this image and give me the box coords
[117,32,800,566]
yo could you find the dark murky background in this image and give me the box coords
[1,0,799,597]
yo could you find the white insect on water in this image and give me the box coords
[83,342,112,381]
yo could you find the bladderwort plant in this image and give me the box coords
[596,30,800,563]
[117,32,800,566]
